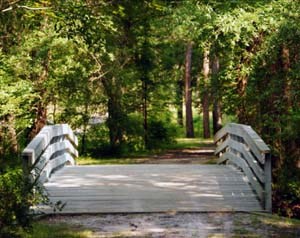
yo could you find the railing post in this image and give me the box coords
[264,153,272,212]
[22,154,31,178]
[22,151,35,182]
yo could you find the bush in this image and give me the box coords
[82,123,111,156]
[0,167,50,237]
[147,118,178,150]
[273,161,300,219]
[0,169,33,237]
[122,114,144,152]
[82,114,180,156]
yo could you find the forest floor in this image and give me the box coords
[77,138,217,165]
[145,147,217,164]
[32,139,300,238]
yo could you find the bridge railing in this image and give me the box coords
[214,123,272,212]
[22,124,78,184]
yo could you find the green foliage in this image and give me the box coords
[147,118,178,149]
[0,163,65,237]
[273,166,300,218]
[83,113,179,155]
[0,169,39,237]
[83,124,111,156]
[122,114,145,152]
[20,222,92,238]
[83,114,144,156]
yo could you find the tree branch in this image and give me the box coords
[2,4,50,12]
[17,5,51,10]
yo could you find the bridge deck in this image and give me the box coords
[42,164,263,214]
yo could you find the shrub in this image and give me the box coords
[122,114,144,152]
[147,118,178,149]
[0,169,32,237]
[273,161,300,218]
[83,114,145,156]
[81,124,110,156]
[0,167,50,237]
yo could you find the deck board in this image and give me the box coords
[41,164,263,214]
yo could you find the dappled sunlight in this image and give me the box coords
[86,174,131,180]
[182,149,215,153]
[190,193,223,198]
[151,182,187,187]
[41,164,262,214]
[259,214,300,229]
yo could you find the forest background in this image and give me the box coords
[0,0,299,234]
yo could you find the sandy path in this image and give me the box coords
[45,213,300,238]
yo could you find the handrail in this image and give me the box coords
[214,123,272,212]
[22,124,78,184]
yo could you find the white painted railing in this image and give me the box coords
[214,123,272,212]
[22,124,78,184]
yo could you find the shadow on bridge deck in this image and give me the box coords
[40,164,263,214]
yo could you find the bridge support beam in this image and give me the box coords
[264,153,272,212]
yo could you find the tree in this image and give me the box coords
[201,46,210,138]
[211,53,222,134]
[184,42,194,138]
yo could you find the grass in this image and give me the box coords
[167,137,214,149]
[251,212,300,228]
[77,156,149,165]
[232,213,300,238]
[18,222,92,238]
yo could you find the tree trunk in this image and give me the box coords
[184,42,194,138]
[6,114,18,154]
[101,77,124,150]
[281,44,298,169]
[176,79,184,127]
[0,114,18,160]
[80,99,90,155]
[236,34,264,124]
[107,97,124,149]
[202,47,210,138]
[281,44,292,109]
[142,78,148,148]
[29,50,51,140]
[236,74,248,124]
[29,102,48,140]
[211,54,222,134]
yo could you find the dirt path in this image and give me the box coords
[44,212,300,238]
[146,146,217,165]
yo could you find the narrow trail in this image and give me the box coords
[147,147,217,164]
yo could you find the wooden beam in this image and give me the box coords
[214,123,270,164]
[22,124,78,184]
[219,152,264,203]
[264,153,272,212]
[216,138,264,183]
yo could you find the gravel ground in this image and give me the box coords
[45,212,300,238]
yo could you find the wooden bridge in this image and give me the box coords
[22,123,272,214]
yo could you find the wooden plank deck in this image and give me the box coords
[41,164,263,214]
